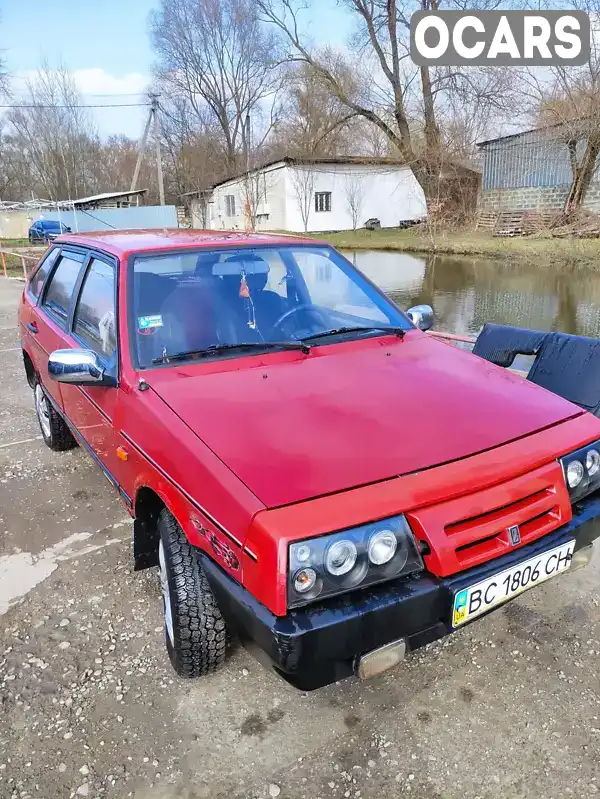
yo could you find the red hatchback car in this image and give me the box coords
[19,229,600,689]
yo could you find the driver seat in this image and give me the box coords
[158,278,218,354]
[220,254,287,336]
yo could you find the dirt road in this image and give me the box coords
[1,276,599,799]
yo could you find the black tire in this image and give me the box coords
[33,379,77,452]
[157,508,227,677]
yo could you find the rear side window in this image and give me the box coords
[41,252,84,325]
[73,258,117,358]
[28,248,61,300]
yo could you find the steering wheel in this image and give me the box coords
[271,303,329,336]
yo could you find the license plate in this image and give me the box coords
[452,540,575,628]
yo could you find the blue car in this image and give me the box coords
[28,220,71,244]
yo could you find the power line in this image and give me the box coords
[0,102,151,109]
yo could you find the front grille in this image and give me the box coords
[446,487,561,568]
[405,461,572,577]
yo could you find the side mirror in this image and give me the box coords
[406,304,434,332]
[48,349,116,387]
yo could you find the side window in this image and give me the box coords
[315,192,332,212]
[28,247,61,301]
[73,258,117,358]
[41,252,84,326]
[261,250,288,299]
[225,195,236,216]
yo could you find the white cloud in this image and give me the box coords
[12,67,150,98]
[10,68,152,139]
[70,68,150,98]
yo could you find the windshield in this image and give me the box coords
[130,245,410,368]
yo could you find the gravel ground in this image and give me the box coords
[1,277,600,799]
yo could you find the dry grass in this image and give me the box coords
[298,227,600,266]
[1,253,35,277]
[1,238,32,248]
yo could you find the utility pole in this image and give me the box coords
[245,112,251,173]
[130,93,165,206]
[152,94,165,206]
[130,110,153,194]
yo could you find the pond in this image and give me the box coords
[345,250,600,339]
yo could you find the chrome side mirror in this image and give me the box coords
[406,304,434,332]
[48,349,116,387]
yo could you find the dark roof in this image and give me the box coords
[477,117,594,147]
[180,188,213,198]
[210,156,409,190]
[70,189,147,207]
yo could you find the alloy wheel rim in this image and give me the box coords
[158,540,175,646]
[35,385,51,439]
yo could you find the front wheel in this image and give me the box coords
[157,509,228,677]
[34,380,77,451]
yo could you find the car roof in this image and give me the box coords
[52,228,324,259]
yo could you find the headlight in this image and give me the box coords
[368,530,398,565]
[586,449,600,477]
[325,540,357,576]
[566,460,584,488]
[560,439,600,502]
[287,514,424,609]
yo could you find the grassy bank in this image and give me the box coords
[308,228,600,266]
[2,253,35,277]
[1,238,31,248]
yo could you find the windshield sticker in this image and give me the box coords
[138,314,163,330]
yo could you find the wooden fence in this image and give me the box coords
[0,247,40,279]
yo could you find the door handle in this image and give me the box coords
[27,321,38,334]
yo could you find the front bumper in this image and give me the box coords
[202,494,600,690]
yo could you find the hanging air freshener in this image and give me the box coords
[239,274,250,298]
[239,269,256,329]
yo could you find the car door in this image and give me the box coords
[60,252,120,481]
[29,248,87,410]
[20,246,61,365]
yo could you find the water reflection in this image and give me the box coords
[346,250,600,338]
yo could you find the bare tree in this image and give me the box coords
[273,63,357,156]
[256,0,515,220]
[7,63,99,200]
[240,169,271,230]
[151,0,282,174]
[290,166,315,232]
[158,93,225,200]
[506,1,600,220]
[345,176,364,230]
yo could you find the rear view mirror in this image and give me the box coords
[48,349,116,387]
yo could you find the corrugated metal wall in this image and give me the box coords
[35,205,178,232]
[481,130,591,190]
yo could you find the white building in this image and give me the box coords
[190,156,427,233]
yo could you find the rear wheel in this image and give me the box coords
[157,509,228,677]
[34,380,77,451]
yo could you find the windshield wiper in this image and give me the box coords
[152,340,310,364]
[302,325,406,342]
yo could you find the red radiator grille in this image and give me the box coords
[405,461,572,577]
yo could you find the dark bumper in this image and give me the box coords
[202,494,600,690]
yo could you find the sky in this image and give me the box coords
[1,0,354,139]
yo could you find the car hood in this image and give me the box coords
[149,332,581,508]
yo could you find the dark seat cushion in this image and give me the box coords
[473,323,600,417]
